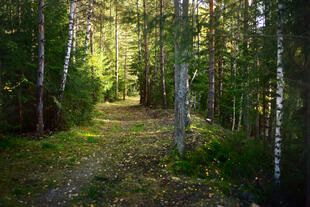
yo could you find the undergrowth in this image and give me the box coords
[164,119,273,204]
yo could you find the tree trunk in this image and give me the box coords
[232,57,237,132]
[72,2,77,64]
[197,2,200,60]
[115,0,119,99]
[143,0,151,106]
[174,0,189,156]
[31,0,35,62]
[36,0,44,136]
[237,95,243,132]
[123,49,127,100]
[153,1,158,107]
[137,0,144,104]
[274,0,284,187]
[160,0,167,108]
[207,0,215,123]
[84,0,93,60]
[56,0,75,125]
[242,0,250,136]
[90,29,96,101]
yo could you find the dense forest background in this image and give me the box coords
[0,0,310,206]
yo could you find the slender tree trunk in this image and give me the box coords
[56,0,75,125]
[31,0,35,62]
[197,2,200,60]
[160,0,167,108]
[36,0,44,136]
[90,29,96,101]
[17,0,23,134]
[153,0,158,107]
[18,84,23,134]
[84,0,93,60]
[274,0,284,187]
[72,2,77,64]
[217,57,223,119]
[207,0,215,123]
[123,49,127,100]
[143,0,151,106]
[232,57,237,132]
[115,0,119,99]
[137,0,144,104]
[100,12,103,51]
[137,0,142,61]
[262,90,267,139]
[243,0,249,136]
[237,95,243,131]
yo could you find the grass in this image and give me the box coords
[0,102,115,206]
[0,97,246,207]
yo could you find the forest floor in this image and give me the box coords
[0,97,242,207]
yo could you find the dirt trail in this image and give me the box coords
[36,97,236,207]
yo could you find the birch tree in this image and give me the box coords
[274,0,284,187]
[36,0,45,136]
[56,0,75,123]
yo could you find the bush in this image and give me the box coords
[166,131,273,203]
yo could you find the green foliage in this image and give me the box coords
[166,129,273,202]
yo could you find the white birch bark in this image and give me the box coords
[274,0,284,186]
[59,0,75,99]
[72,2,77,64]
[55,0,75,125]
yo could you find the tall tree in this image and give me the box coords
[153,0,158,107]
[143,0,151,106]
[137,0,144,104]
[115,0,119,99]
[56,0,75,124]
[84,0,93,59]
[274,0,284,187]
[174,0,189,156]
[123,48,127,100]
[159,0,167,108]
[207,0,215,123]
[36,0,45,136]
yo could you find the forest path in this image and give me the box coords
[38,96,224,207]
[0,97,236,207]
